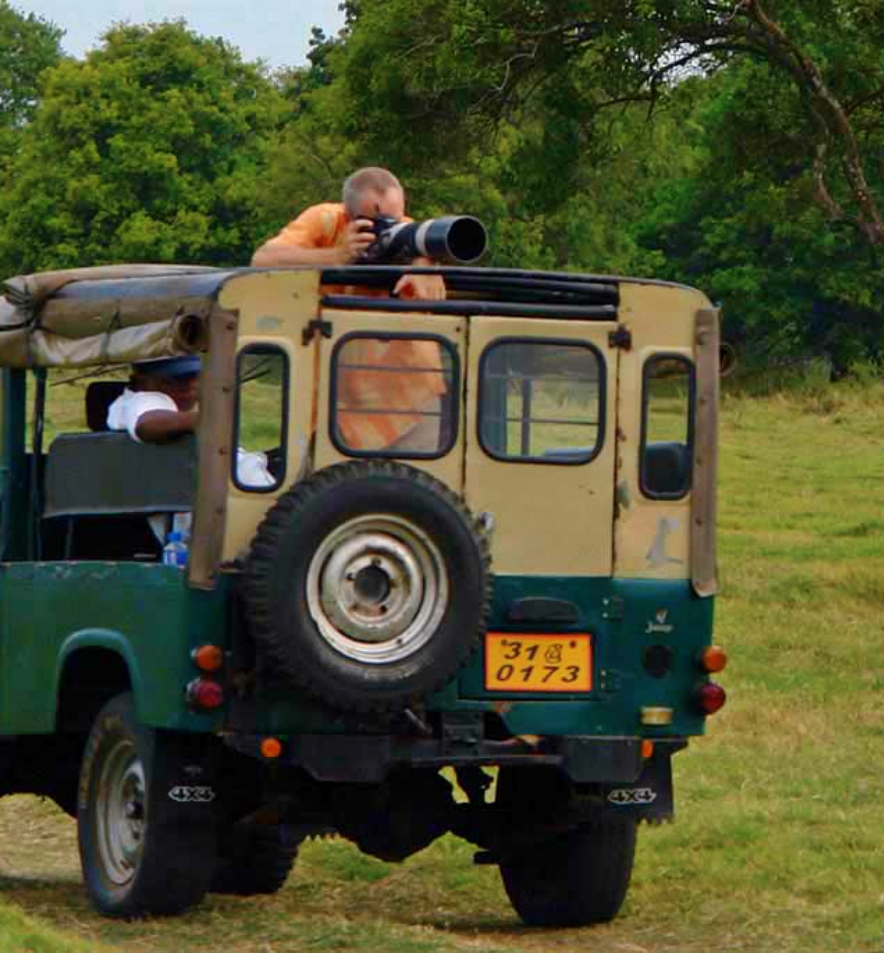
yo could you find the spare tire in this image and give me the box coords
[244,461,492,711]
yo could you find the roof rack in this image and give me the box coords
[319,266,621,319]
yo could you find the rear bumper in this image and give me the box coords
[223,729,685,788]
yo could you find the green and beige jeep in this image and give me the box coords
[0,262,725,924]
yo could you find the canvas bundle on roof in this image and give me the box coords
[0,264,229,369]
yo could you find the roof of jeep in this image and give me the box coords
[0,264,703,369]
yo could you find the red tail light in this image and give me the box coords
[695,682,726,715]
[186,677,224,711]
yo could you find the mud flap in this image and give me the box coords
[594,744,678,823]
[148,729,221,829]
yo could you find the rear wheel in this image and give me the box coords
[496,766,636,926]
[211,818,300,895]
[77,693,216,918]
[499,821,637,926]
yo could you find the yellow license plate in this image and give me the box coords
[484,633,593,692]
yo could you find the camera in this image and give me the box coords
[359,215,487,265]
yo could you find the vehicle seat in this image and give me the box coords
[44,432,196,519]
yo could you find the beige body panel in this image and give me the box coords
[463,316,618,576]
[218,270,320,562]
[313,308,467,493]
[613,283,713,581]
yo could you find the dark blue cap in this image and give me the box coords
[134,355,202,378]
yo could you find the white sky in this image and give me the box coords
[12,1,347,70]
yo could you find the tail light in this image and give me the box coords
[186,677,224,711]
[695,682,726,715]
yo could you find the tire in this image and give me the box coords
[245,461,492,711]
[499,821,637,927]
[211,818,299,895]
[77,693,216,918]
[496,767,636,927]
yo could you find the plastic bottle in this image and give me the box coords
[162,530,188,569]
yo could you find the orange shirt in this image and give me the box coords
[273,203,446,451]
[274,203,350,252]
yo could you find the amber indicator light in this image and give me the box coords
[192,644,224,673]
[260,737,283,759]
[641,740,655,760]
[699,646,728,674]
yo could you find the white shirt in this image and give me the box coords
[107,388,275,488]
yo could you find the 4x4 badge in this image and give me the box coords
[168,785,216,803]
[607,787,658,805]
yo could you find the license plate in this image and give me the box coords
[484,633,593,692]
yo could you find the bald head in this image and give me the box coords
[342,167,404,219]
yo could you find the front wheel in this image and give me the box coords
[499,820,637,927]
[77,693,216,918]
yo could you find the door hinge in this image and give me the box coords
[302,317,333,345]
[608,325,632,350]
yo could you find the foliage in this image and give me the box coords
[0,21,284,274]
[0,0,63,166]
[636,65,884,368]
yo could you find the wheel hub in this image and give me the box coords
[95,739,146,886]
[307,514,449,664]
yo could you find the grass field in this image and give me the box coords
[1,369,883,952]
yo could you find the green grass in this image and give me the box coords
[2,374,884,951]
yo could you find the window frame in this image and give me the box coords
[329,331,461,461]
[477,336,607,466]
[639,352,696,501]
[231,343,290,494]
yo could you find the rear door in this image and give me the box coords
[464,317,620,576]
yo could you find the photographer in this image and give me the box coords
[250,167,446,301]
[251,168,447,452]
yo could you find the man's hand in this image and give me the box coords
[340,219,377,263]
[394,267,447,301]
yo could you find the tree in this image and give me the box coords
[0,21,284,274]
[332,1,884,249]
[0,1,63,164]
[635,64,884,368]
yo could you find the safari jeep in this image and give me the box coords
[0,263,725,924]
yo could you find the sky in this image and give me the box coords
[13,1,347,70]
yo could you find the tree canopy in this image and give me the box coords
[0,21,283,273]
[1,2,882,367]
[0,0,63,162]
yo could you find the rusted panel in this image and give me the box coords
[691,307,720,597]
[188,306,239,590]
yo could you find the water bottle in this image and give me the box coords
[162,530,188,569]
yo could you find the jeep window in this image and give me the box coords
[331,334,458,459]
[640,354,695,499]
[478,339,604,464]
[233,346,289,492]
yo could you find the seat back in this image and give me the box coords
[44,432,196,518]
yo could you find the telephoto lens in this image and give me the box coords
[361,216,487,265]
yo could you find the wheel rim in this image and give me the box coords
[307,514,449,664]
[95,736,146,887]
